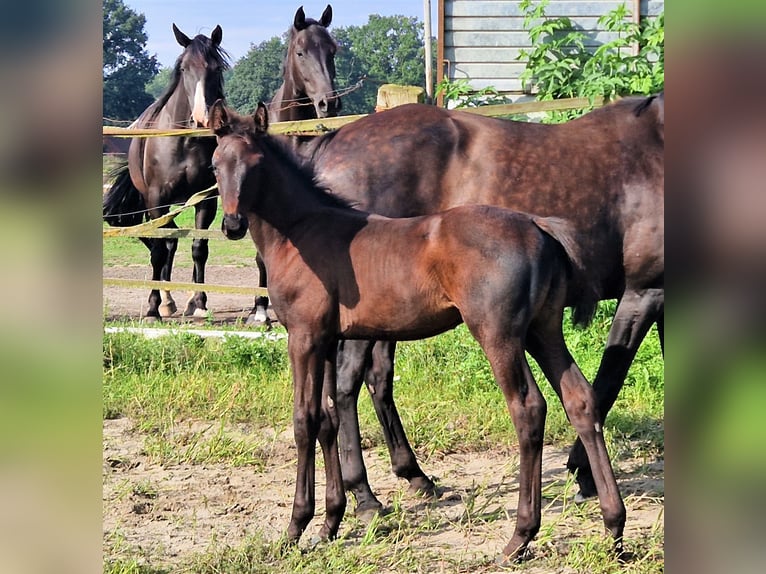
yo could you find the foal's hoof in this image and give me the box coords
[141,315,161,324]
[495,547,531,568]
[183,303,209,318]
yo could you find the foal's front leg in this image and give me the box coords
[286,332,345,543]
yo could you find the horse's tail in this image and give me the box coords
[531,215,598,328]
[103,160,145,227]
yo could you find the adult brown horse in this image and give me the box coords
[103,24,229,319]
[210,101,626,562]
[248,4,341,325]
[275,94,663,512]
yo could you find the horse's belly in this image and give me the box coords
[339,305,461,341]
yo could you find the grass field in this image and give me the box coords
[102,300,664,573]
[103,161,662,571]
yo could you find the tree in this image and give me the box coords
[145,67,172,100]
[334,15,428,114]
[226,37,286,114]
[103,0,159,123]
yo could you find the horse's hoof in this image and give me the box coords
[159,302,177,317]
[354,502,385,524]
[408,476,440,499]
[245,309,271,327]
[183,304,209,318]
[142,315,161,324]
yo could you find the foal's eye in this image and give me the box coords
[296,51,304,57]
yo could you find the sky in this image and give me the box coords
[126,1,439,68]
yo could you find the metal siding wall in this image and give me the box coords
[442,0,664,95]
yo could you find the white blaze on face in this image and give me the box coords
[192,80,207,127]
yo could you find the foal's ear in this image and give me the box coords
[320,5,333,27]
[294,6,307,31]
[254,102,269,134]
[211,25,223,46]
[209,100,230,135]
[172,24,192,48]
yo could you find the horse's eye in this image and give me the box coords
[296,51,304,58]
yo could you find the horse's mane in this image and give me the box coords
[134,34,231,128]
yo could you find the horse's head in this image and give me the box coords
[172,23,229,128]
[285,5,341,118]
[210,101,270,240]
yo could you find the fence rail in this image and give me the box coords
[103,95,603,298]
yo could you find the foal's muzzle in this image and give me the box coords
[222,213,248,240]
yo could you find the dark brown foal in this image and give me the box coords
[210,101,626,561]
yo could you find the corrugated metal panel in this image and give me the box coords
[440,0,664,98]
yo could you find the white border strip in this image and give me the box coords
[104,326,287,341]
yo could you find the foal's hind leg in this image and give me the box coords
[567,288,663,500]
[246,253,271,326]
[527,320,626,555]
[480,338,547,562]
[183,197,217,317]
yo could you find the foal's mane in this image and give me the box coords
[261,133,354,210]
[134,33,230,128]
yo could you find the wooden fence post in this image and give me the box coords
[375,84,426,111]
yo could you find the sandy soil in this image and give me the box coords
[102,265,664,569]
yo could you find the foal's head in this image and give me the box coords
[284,5,340,117]
[209,101,269,239]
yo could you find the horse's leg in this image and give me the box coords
[656,313,664,356]
[566,288,664,499]
[335,339,382,517]
[315,346,347,541]
[141,231,177,320]
[246,253,271,326]
[183,197,217,317]
[479,335,547,562]
[365,340,436,496]
[527,319,626,555]
[286,331,329,543]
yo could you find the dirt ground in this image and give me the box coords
[102,265,664,569]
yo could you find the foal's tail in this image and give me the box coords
[103,160,145,227]
[531,216,598,327]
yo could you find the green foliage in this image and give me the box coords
[518,0,664,120]
[103,0,159,123]
[434,78,512,109]
[226,36,286,115]
[332,15,430,114]
[144,67,172,100]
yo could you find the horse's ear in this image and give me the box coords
[211,25,223,46]
[172,24,192,48]
[320,5,333,27]
[294,6,307,31]
[254,103,269,134]
[209,100,229,135]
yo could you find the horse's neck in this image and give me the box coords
[271,74,315,123]
[160,87,193,128]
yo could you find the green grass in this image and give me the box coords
[103,201,258,267]
[103,301,663,572]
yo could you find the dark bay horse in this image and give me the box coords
[210,101,626,561]
[248,4,341,325]
[285,95,665,510]
[268,5,340,123]
[103,24,229,319]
